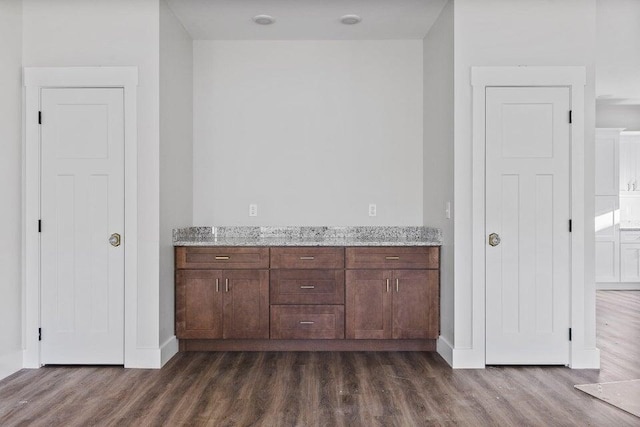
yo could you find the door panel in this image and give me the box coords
[176,270,223,339]
[392,270,439,339]
[223,270,269,339]
[594,133,618,196]
[595,195,620,282]
[620,244,640,282]
[485,87,571,365]
[41,88,124,365]
[345,270,391,339]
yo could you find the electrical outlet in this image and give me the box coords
[368,204,377,217]
[445,202,451,219]
[249,204,258,217]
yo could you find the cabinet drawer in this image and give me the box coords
[346,247,438,269]
[176,247,269,269]
[270,247,344,269]
[270,305,344,339]
[621,231,640,242]
[271,270,344,304]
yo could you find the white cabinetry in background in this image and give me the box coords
[595,128,623,283]
[620,231,640,283]
[619,132,640,193]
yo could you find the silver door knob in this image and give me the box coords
[488,233,501,247]
[109,233,121,247]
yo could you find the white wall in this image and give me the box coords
[0,0,23,381]
[22,0,162,366]
[193,40,423,226]
[596,0,640,102]
[596,104,640,130]
[452,0,597,366]
[159,0,192,360]
[422,1,454,351]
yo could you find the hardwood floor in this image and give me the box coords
[1,291,638,426]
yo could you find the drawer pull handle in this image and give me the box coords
[300,285,315,289]
[215,256,230,260]
[299,321,315,325]
[299,256,315,260]
[385,256,400,260]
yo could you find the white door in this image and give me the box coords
[485,87,571,365]
[40,88,125,365]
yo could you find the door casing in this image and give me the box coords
[469,66,599,369]
[24,67,138,368]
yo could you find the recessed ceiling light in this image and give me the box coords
[340,14,362,25]
[253,15,275,25]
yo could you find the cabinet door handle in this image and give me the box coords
[215,256,230,260]
[225,278,229,292]
[299,256,315,260]
[396,278,399,292]
[385,256,400,260]
[386,278,390,293]
[299,321,315,325]
[634,181,637,191]
[300,285,315,289]
[216,278,219,293]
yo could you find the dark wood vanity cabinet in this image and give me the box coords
[269,247,345,339]
[345,247,440,340]
[175,247,269,340]
[175,245,439,351]
[345,269,439,339]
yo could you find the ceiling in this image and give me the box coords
[165,0,449,40]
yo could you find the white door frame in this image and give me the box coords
[471,66,599,368]
[23,67,138,368]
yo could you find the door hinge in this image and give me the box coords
[38,219,41,233]
[38,328,42,341]
[569,219,572,232]
[569,110,572,124]
[569,328,572,341]
[38,111,42,125]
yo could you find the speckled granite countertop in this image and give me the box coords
[173,226,442,247]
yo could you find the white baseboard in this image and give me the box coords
[571,347,601,369]
[437,338,485,369]
[596,283,640,290]
[123,337,178,369]
[125,347,162,369]
[160,336,178,367]
[437,336,454,367]
[0,350,23,381]
[451,347,485,369]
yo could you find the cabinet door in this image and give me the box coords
[595,130,619,196]
[620,244,640,282]
[345,270,391,339]
[620,142,633,192]
[392,270,439,339]
[175,270,223,339]
[595,195,620,282]
[223,269,269,339]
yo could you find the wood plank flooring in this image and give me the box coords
[0,291,638,426]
